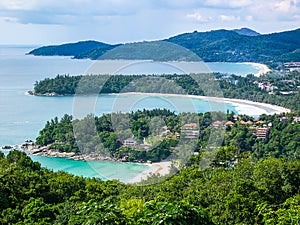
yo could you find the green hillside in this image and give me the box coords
[1,111,299,224]
[28,28,300,64]
[233,27,260,36]
[166,29,300,63]
[28,40,119,57]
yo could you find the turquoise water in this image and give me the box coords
[80,60,260,76]
[0,46,255,181]
[207,62,259,76]
[1,149,147,182]
[30,155,148,182]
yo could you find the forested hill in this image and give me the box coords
[1,110,299,223]
[166,28,300,64]
[28,40,120,57]
[232,27,260,36]
[28,28,300,64]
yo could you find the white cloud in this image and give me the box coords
[219,15,240,21]
[0,0,298,44]
[274,0,297,13]
[204,0,252,8]
[186,12,211,22]
[0,0,38,10]
[0,16,18,23]
[0,0,147,22]
[294,14,300,19]
[245,15,253,21]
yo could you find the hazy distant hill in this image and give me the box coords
[166,28,300,63]
[28,40,119,57]
[96,41,200,61]
[233,28,260,36]
[28,28,300,64]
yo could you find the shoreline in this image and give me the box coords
[116,92,291,115]
[20,143,136,163]
[242,62,271,76]
[9,143,172,184]
[126,161,172,184]
[27,91,291,116]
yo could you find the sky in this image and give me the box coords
[0,0,299,45]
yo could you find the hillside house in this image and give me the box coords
[182,123,199,139]
[123,137,136,146]
[255,127,270,139]
[212,120,222,127]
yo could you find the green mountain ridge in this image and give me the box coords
[28,40,120,57]
[166,29,300,64]
[232,27,260,36]
[28,28,300,64]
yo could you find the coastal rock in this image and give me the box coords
[27,91,35,95]
[1,145,13,149]
[27,90,63,97]
[31,148,44,154]
[21,141,37,150]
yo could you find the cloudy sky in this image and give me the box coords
[0,0,299,45]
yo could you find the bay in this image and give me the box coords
[0,45,258,181]
[207,62,260,76]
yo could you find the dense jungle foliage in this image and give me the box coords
[1,148,299,224]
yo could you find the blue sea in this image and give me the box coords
[0,45,259,181]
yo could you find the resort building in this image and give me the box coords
[225,121,234,126]
[280,117,289,122]
[256,120,265,125]
[183,130,200,139]
[255,127,270,139]
[212,120,222,127]
[161,126,171,136]
[182,123,198,130]
[123,137,137,146]
[240,120,253,125]
[293,117,300,123]
[233,115,241,121]
[182,123,199,139]
[284,62,300,72]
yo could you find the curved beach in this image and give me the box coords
[127,161,171,184]
[242,62,271,76]
[117,92,290,116]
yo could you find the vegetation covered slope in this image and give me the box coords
[28,40,119,57]
[28,28,300,64]
[1,136,300,224]
[166,29,300,64]
[32,71,300,111]
[2,110,300,224]
[34,110,300,162]
[232,27,260,36]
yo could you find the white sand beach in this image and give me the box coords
[119,92,290,116]
[242,62,271,76]
[126,161,171,184]
[221,98,290,115]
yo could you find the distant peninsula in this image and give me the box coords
[29,71,300,111]
[28,28,300,65]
